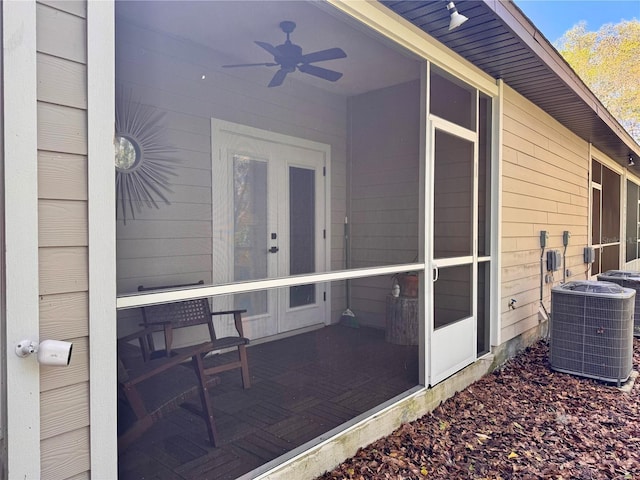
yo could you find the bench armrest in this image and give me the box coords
[136,321,175,359]
[123,341,214,386]
[210,309,247,338]
[118,326,161,362]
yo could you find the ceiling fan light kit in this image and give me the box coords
[222,20,347,87]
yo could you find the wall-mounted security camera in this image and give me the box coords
[15,339,73,367]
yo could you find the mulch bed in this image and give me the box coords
[318,339,640,480]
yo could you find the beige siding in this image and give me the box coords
[349,81,421,327]
[37,52,87,109]
[36,1,90,478]
[41,383,90,440]
[36,3,86,63]
[115,19,349,333]
[38,152,87,201]
[41,427,91,480]
[501,85,590,342]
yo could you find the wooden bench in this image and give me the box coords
[138,281,251,389]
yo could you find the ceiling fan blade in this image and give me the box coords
[255,41,281,58]
[268,68,289,87]
[222,62,278,68]
[298,63,343,82]
[300,47,347,64]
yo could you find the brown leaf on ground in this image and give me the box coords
[318,339,640,480]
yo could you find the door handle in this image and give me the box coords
[269,246,279,254]
[432,264,439,282]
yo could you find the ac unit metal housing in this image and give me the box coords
[550,280,634,384]
[597,270,640,337]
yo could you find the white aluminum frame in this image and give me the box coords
[428,115,479,386]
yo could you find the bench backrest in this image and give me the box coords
[138,281,217,341]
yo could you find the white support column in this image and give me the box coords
[418,62,429,386]
[87,0,117,476]
[490,79,504,347]
[3,0,41,477]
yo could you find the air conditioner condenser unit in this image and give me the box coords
[550,280,634,384]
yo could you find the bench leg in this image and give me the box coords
[238,344,251,389]
[192,353,219,447]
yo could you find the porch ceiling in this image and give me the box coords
[116,0,639,168]
[115,1,420,97]
[383,0,640,169]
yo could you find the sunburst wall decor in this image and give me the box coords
[115,87,177,222]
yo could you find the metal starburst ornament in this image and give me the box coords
[115,88,177,222]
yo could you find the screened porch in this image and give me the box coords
[115,1,492,478]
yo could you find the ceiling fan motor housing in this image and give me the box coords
[276,43,302,69]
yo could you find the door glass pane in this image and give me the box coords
[289,166,316,308]
[234,155,268,315]
[434,264,472,329]
[434,130,473,258]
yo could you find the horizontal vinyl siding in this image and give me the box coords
[36,1,90,478]
[349,81,421,328]
[115,20,349,335]
[500,85,589,342]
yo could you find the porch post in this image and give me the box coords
[2,0,41,476]
[490,79,503,347]
[87,0,117,476]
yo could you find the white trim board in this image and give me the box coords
[2,1,41,476]
[87,0,117,477]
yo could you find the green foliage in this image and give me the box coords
[555,20,640,143]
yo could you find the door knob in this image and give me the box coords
[269,246,279,253]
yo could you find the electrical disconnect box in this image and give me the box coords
[540,230,549,248]
[584,246,595,264]
[547,250,562,271]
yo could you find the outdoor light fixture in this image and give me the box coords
[446,1,469,31]
[629,156,635,167]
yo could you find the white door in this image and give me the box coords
[429,119,478,385]
[212,120,328,340]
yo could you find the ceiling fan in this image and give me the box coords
[222,21,347,88]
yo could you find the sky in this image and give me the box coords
[514,0,640,44]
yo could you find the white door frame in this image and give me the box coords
[211,119,332,334]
